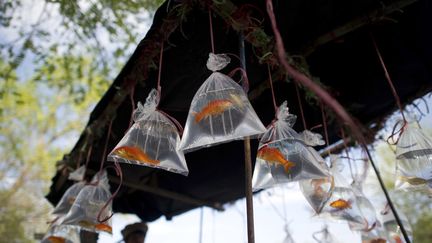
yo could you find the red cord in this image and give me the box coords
[97,160,123,223]
[98,119,113,177]
[320,103,330,156]
[267,64,278,114]
[157,42,164,99]
[295,83,307,130]
[209,9,215,53]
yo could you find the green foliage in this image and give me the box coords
[0,51,110,241]
[413,212,432,243]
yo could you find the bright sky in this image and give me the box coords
[99,184,360,243]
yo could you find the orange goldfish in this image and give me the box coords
[370,238,387,243]
[47,236,66,243]
[329,198,352,210]
[67,196,76,205]
[95,223,112,233]
[113,146,160,165]
[393,235,402,243]
[194,99,234,123]
[257,146,295,172]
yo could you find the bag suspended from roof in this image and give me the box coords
[42,216,81,243]
[382,209,413,243]
[313,158,365,227]
[178,53,266,153]
[108,89,188,176]
[299,171,334,214]
[252,101,328,191]
[312,225,337,243]
[395,123,432,191]
[52,181,86,215]
[349,183,379,232]
[61,170,113,234]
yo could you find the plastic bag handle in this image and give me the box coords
[97,160,123,223]
[386,120,407,145]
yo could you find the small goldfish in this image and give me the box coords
[393,235,402,243]
[47,236,66,243]
[194,99,234,123]
[67,196,76,205]
[370,238,387,243]
[329,199,352,210]
[398,175,429,185]
[257,146,295,172]
[113,146,160,165]
[95,223,112,233]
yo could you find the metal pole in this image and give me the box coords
[239,34,255,243]
[362,145,411,243]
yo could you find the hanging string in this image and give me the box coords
[320,103,331,157]
[98,119,113,175]
[157,42,164,98]
[97,159,123,223]
[267,64,278,113]
[76,150,83,170]
[84,145,93,180]
[371,34,408,145]
[154,41,184,134]
[371,34,406,123]
[209,9,215,53]
[295,83,308,130]
[128,84,136,129]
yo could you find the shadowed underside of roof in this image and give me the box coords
[47,0,432,222]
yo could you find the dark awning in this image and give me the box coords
[46,0,432,222]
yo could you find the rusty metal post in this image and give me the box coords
[240,34,255,243]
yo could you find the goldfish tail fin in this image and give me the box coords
[283,161,295,173]
[193,111,203,123]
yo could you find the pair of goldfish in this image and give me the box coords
[113,146,160,165]
[194,94,244,123]
[257,145,296,173]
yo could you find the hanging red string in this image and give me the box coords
[209,9,215,53]
[76,149,83,170]
[83,145,93,181]
[98,119,113,175]
[267,64,278,114]
[295,83,307,130]
[97,159,123,223]
[157,42,164,98]
[154,41,184,134]
[128,85,136,129]
[371,34,407,145]
[320,103,331,157]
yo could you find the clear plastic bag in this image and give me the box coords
[317,165,365,227]
[361,227,389,243]
[348,185,378,232]
[108,89,188,176]
[52,181,86,215]
[68,166,86,181]
[61,170,113,234]
[300,130,325,147]
[395,123,432,190]
[42,216,81,243]
[382,210,413,243]
[252,101,328,191]
[312,225,337,243]
[178,53,266,152]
